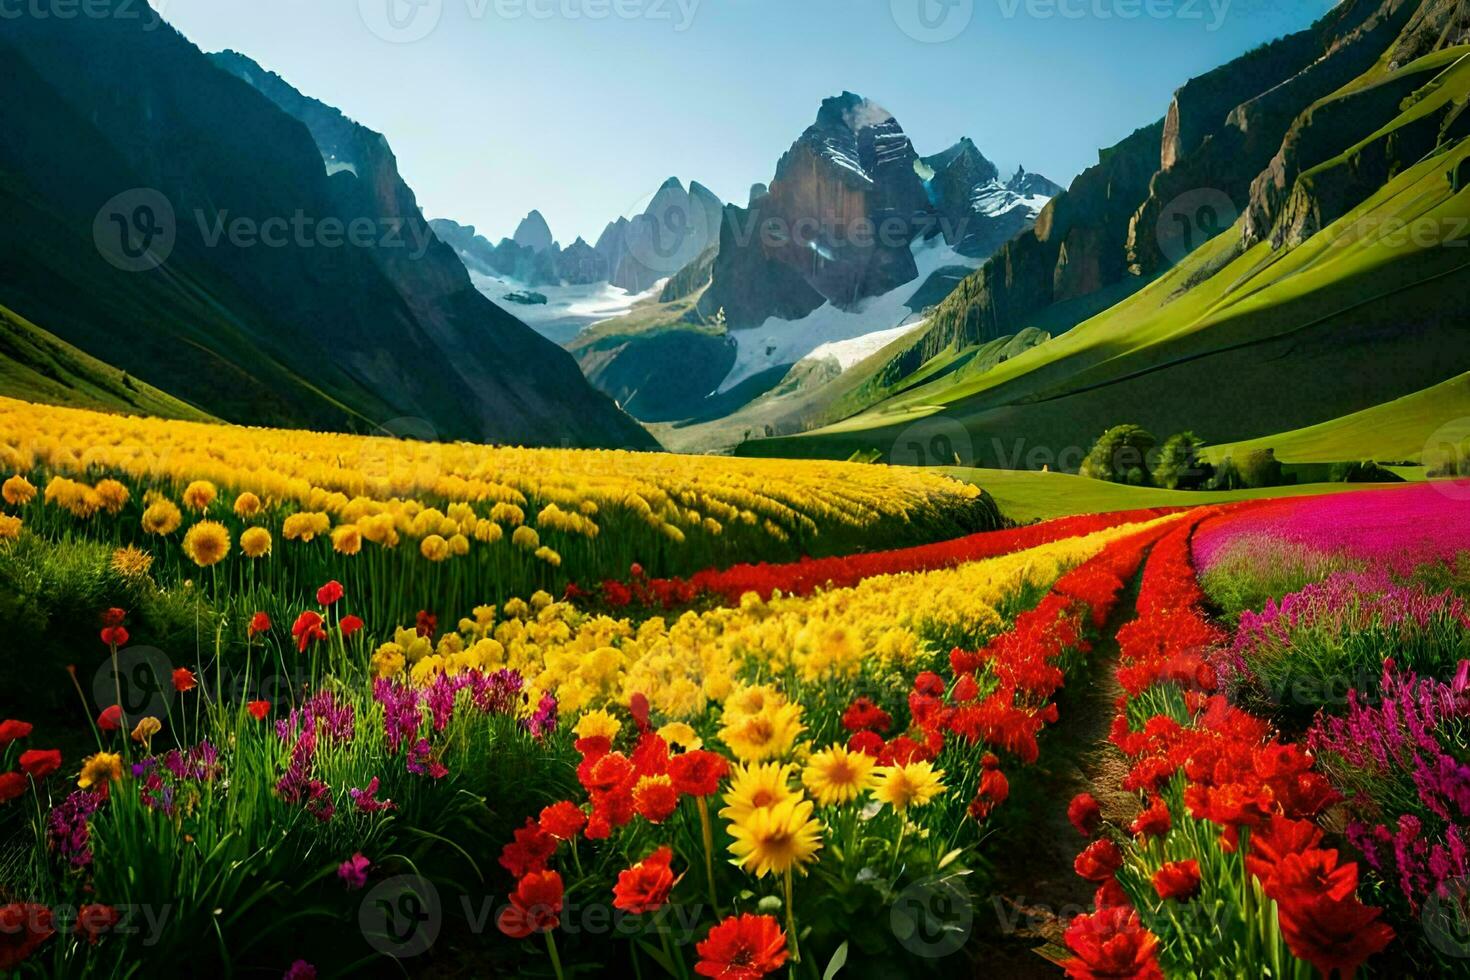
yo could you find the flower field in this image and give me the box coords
[0,401,1467,979]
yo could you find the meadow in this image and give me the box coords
[0,400,1466,979]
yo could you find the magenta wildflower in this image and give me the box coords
[337,853,371,890]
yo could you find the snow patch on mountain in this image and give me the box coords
[469,271,665,345]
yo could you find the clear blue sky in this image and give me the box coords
[161,0,1333,244]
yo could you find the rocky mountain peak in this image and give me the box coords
[514,210,555,253]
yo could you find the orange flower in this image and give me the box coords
[495,871,563,939]
[613,846,679,915]
[695,914,788,979]
[172,668,197,693]
[246,701,271,721]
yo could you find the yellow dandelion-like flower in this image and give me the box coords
[419,534,449,562]
[111,545,153,579]
[233,491,262,518]
[1,475,36,506]
[533,545,561,567]
[331,524,362,555]
[872,761,946,813]
[181,480,217,511]
[0,514,21,540]
[511,526,539,551]
[130,716,162,746]
[573,708,621,742]
[140,499,182,536]
[727,796,824,878]
[448,532,470,557]
[94,479,129,514]
[239,526,272,559]
[801,745,878,807]
[78,751,122,790]
[719,761,798,824]
[182,520,231,567]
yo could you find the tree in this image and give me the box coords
[1210,448,1283,490]
[1152,431,1213,490]
[1080,425,1157,486]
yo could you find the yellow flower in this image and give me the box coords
[78,752,122,790]
[1,475,36,506]
[727,796,824,878]
[448,532,470,557]
[140,499,182,536]
[233,491,262,518]
[331,524,362,555]
[0,514,20,540]
[371,643,406,679]
[419,534,449,561]
[573,708,622,742]
[130,716,162,745]
[657,721,702,751]
[534,545,561,567]
[282,512,329,542]
[873,761,946,812]
[182,520,231,566]
[240,526,272,558]
[719,762,797,824]
[111,545,153,578]
[94,479,130,514]
[511,526,539,551]
[181,480,217,511]
[801,745,878,807]
[719,701,804,763]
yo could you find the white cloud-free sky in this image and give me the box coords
[159,0,1333,243]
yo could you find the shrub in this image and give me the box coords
[1080,425,1157,485]
[1151,431,1213,489]
[1329,460,1403,483]
[1208,449,1283,490]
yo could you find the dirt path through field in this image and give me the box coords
[969,578,1145,976]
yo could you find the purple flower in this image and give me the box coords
[523,691,557,739]
[47,789,102,867]
[349,776,397,815]
[337,852,371,890]
[283,960,316,980]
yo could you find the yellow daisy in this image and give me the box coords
[873,761,946,812]
[801,745,878,807]
[718,761,797,824]
[727,796,824,878]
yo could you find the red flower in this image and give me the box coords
[629,692,651,733]
[74,904,119,945]
[0,720,32,746]
[1093,879,1131,910]
[99,626,129,647]
[1068,793,1103,837]
[0,903,54,969]
[291,611,327,652]
[0,773,26,804]
[1062,906,1163,980]
[695,913,788,980]
[846,730,884,757]
[340,615,364,638]
[968,766,1010,821]
[496,870,564,939]
[952,674,980,703]
[316,581,344,606]
[18,750,61,779]
[1129,799,1171,839]
[613,846,679,914]
[248,611,272,637]
[668,750,729,798]
[1074,839,1123,883]
[630,563,644,578]
[913,671,945,697]
[499,819,558,878]
[1151,860,1201,902]
[841,697,892,734]
[633,776,680,823]
[415,610,437,638]
[172,667,197,693]
[538,801,587,841]
[97,705,123,732]
[1273,891,1394,978]
[246,701,271,721]
[102,608,126,627]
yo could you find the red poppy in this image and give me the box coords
[97,705,123,732]
[846,730,884,757]
[840,697,892,734]
[0,903,54,969]
[1062,906,1163,980]
[1068,793,1103,837]
[629,692,651,733]
[633,777,679,823]
[1151,860,1201,902]
[968,766,1009,821]
[1129,798,1171,839]
[18,750,61,779]
[246,701,271,721]
[74,904,119,945]
[316,581,344,606]
[340,615,364,638]
[415,610,437,638]
[1273,890,1395,978]
[0,720,32,746]
[0,773,26,804]
[248,611,272,637]
[496,870,564,939]
[291,611,327,652]
[613,846,679,914]
[102,608,126,627]
[629,562,644,578]
[695,913,788,980]
[172,668,197,693]
[98,626,129,647]
[1073,839,1123,883]
[952,674,980,703]
[498,819,557,878]
[667,750,729,798]
[1093,878,1131,910]
[538,801,586,841]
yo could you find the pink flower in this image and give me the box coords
[337,853,371,890]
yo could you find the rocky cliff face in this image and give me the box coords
[0,26,653,447]
[596,179,724,293]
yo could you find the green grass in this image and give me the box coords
[942,467,1409,524]
[0,303,215,421]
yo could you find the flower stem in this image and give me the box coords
[545,928,565,980]
[697,796,722,917]
[784,868,800,965]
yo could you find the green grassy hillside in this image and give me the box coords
[0,303,214,421]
